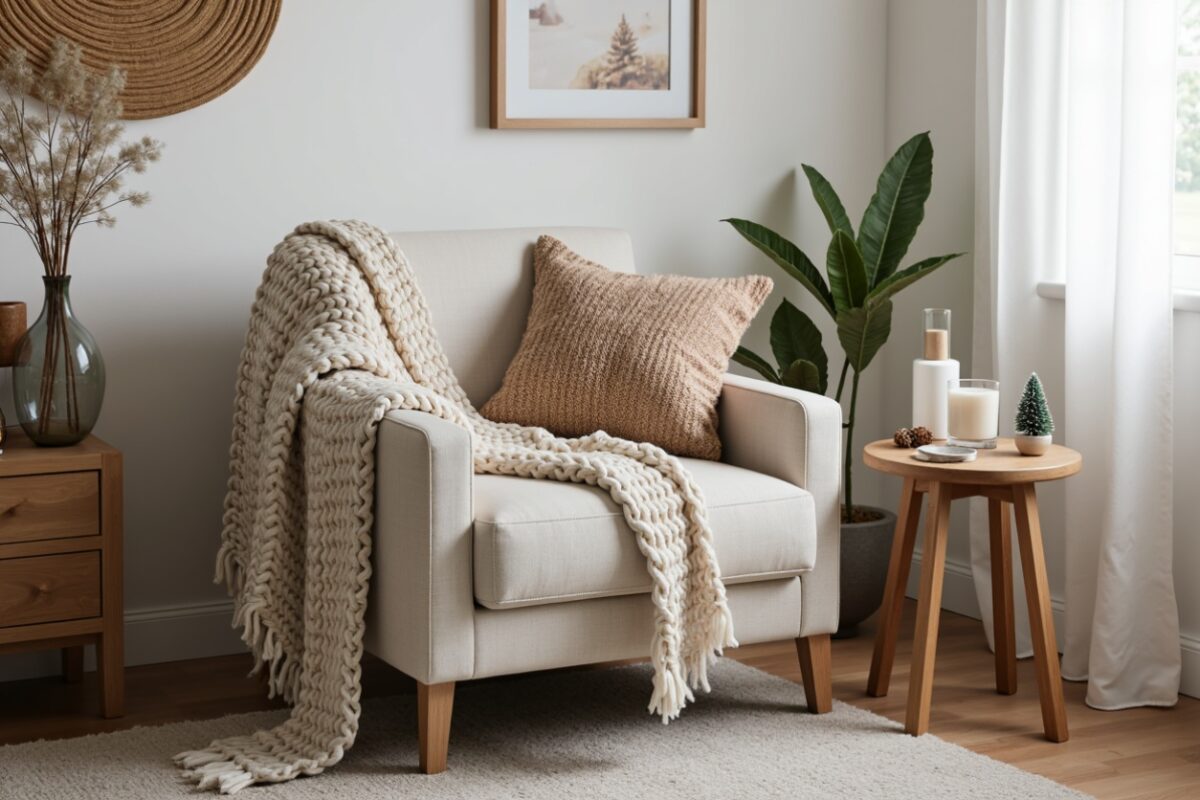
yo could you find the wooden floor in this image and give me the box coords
[1,603,1197,799]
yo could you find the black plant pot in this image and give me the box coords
[835,505,897,638]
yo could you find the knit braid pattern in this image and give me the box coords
[174,221,737,793]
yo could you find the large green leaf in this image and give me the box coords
[826,230,869,312]
[867,252,964,308]
[769,299,828,394]
[722,218,836,317]
[837,300,894,373]
[782,359,823,394]
[802,164,854,237]
[857,132,934,288]
[731,346,779,383]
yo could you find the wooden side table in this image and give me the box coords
[862,438,1081,742]
[0,431,124,718]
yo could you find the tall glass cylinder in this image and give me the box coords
[923,308,951,360]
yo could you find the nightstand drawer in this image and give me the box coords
[0,473,99,545]
[0,551,101,628]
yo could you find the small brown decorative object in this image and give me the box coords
[0,0,281,119]
[0,301,26,367]
[893,426,934,448]
[910,426,933,446]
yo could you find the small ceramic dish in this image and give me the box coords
[913,444,977,463]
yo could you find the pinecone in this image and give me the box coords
[893,427,916,448]
[910,426,933,446]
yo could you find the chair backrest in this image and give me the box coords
[389,227,636,407]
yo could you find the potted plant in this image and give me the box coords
[0,39,162,445]
[725,132,964,635]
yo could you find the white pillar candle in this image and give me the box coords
[948,385,999,442]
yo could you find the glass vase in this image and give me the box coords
[12,276,106,446]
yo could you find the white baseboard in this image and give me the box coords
[906,552,1199,700]
[0,599,245,683]
[1180,633,1200,700]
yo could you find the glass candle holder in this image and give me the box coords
[947,378,1000,449]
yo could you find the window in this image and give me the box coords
[1175,0,1200,290]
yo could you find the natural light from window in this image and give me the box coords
[1175,0,1200,290]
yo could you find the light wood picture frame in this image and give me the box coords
[491,0,706,129]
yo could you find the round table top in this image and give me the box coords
[863,438,1082,485]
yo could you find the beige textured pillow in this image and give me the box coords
[481,236,773,460]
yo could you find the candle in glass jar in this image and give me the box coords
[947,379,1000,448]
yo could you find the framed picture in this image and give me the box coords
[490,0,706,129]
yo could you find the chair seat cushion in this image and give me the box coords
[473,458,816,610]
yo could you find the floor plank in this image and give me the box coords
[0,603,1196,799]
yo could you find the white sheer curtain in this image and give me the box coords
[972,0,1181,709]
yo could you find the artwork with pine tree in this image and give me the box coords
[527,1,669,90]
[1015,372,1055,437]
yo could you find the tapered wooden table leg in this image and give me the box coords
[1012,483,1069,743]
[905,481,953,736]
[988,498,1017,695]
[868,477,923,697]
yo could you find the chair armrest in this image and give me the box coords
[718,373,843,637]
[364,409,475,684]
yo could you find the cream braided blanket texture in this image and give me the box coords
[175,221,737,793]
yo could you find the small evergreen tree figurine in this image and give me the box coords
[1014,373,1054,454]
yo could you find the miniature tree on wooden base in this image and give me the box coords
[1015,373,1054,436]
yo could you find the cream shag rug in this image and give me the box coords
[0,660,1089,799]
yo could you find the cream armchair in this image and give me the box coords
[363,228,842,773]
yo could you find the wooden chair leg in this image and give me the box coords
[795,634,833,713]
[988,498,1017,695]
[905,481,952,736]
[868,477,923,697]
[62,645,84,684]
[1012,484,1069,743]
[418,681,455,773]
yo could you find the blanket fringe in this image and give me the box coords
[175,751,255,795]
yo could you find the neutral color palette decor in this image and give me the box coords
[0,431,123,719]
[4,660,1089,799]
[0,39,162,445]
[491,0,707,128]
[480,235,771,459]
[863,437,1081,742]
[178,221,758,793]
[0,0,280,119]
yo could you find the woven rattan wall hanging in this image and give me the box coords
[0,0,281,119]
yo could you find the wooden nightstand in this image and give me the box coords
[0,431,123,718]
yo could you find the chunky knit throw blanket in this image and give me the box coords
[175,221,737,793]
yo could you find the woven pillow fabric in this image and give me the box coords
[481,236,772,460]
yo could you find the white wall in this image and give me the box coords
[884,0,1199,698]
[880,0,978,581]
[0,0,890,679]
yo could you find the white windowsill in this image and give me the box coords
[1035,281,1200,313]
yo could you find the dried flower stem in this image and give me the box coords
[0,38,162,434]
